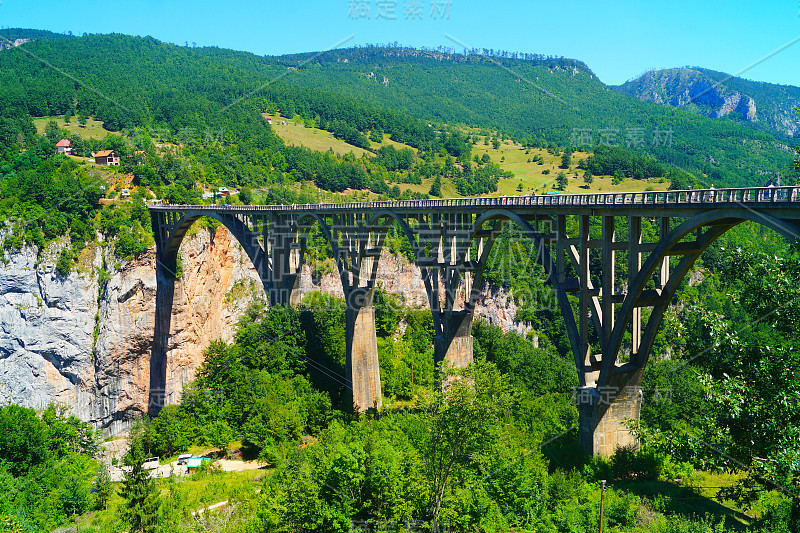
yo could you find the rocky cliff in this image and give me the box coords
[0,226,526,434]
[0,227,262,434]
[614,67,800,138]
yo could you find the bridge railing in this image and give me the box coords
[148,186,800,212]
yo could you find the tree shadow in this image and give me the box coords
[613,479,752,531]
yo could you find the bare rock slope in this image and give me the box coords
[0,226,525,433]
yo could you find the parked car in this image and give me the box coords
[141,457,160,470]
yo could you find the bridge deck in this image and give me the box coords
[148,186,800,216]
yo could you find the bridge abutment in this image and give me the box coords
[345,289,383,412]
[578,369,643,456]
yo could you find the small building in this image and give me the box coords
[120,188,131,197]
[94,149,120,166]
[265,115,273,124]
[185,457,210,474]
[202,192,215,199]
[55,139,72,155]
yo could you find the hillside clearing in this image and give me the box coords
[268,114,375,158]
[33,115,114,140]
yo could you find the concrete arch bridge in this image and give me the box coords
[149,186,800,455]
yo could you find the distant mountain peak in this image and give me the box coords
[614,68,800,138]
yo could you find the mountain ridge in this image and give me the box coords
[0,31,797,186]
[614,67,800,140]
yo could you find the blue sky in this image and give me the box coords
[2,0,799,86]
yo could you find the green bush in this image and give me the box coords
[611,444,663,481]
[55,249,71,276]
[2,233,22,251]
[114,225,149,258]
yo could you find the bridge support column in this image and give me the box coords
[434,311,474,369]
[346,289,382,412]
[268,273,302,307]
[578,369,643,456]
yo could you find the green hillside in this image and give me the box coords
[0,34,796,188]
[252,47,796,187]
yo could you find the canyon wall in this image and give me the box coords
[0,226,526,434]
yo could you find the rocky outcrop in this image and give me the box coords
[0,226,527,434]
[0,238,99,415]
[625,70,759,123]
[296,251,529,336]
[0,38,32,51]
[614,67,800,138]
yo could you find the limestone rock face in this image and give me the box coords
[1,227,526,434]
[0,227,262,434]
[296,251,529,335]
[0,240,99,417]
[614,67,800,138]
[0,38,31,51]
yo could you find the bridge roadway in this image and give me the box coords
[152,185,800,215]
[149,186,800,455]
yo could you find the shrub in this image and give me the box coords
[55,249,71,277]
[611,445,663,481]
[3,233,22,251]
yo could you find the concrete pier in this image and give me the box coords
[346,294,382,412]
[578,369,643,456]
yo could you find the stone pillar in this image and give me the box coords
[345,289,382,412]
[267,273,302,307]
[434,310,474,369]
[578,369,643,456]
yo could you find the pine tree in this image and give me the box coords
[119,435,160,533]
[556,171,568,191]
[583,170,594,187]
[93,466,113,511]
[45,120,61,143]
[429,176,442,197]
[560,149,572,169]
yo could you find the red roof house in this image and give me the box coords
[55,139,72,155]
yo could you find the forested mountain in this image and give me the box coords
[615,67,800,140]
[0,33,796,188]
[3,30,800,533]
[214,45,798,187]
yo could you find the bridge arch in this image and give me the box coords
[365,210,421,251]
[603,209,800,385]
[159,210,265,279]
